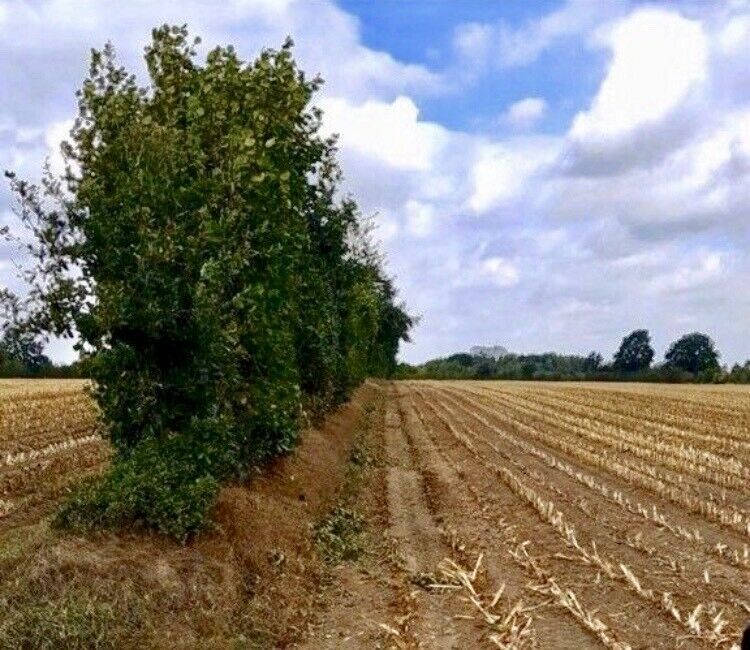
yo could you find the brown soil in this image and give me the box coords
[1,379,748,649]
[0,382,380,648]
[301,383,490,648]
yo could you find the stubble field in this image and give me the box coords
[1,378,749,649]
[0,379,107,529]
[359,380,750,649]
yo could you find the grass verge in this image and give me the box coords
[313,390,384,566]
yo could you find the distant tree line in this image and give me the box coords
[397,329,747,383]
[0,329,50,376]
[0,328,90,377]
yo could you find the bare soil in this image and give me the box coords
[1,379,748,649]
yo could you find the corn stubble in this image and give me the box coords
[0,379,105,527]
[402,380,750,649]
[2,378,750,648]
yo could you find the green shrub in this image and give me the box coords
[2,26,412,538]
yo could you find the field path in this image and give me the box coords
[304,384,492,648]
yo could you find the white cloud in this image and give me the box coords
[479,256,520,287]
[450,254,520,291]
[469,137,559,213]
[454,0,626,69]
[547,105,750,234]
[571,9,708,142]
[717,14,750,53]
[404,200,436,237]
[648,251,726,294]
[453,22,492,65]
[319,96,448,172]
[503,97,547,129]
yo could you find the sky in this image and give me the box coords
[1,0,750,365]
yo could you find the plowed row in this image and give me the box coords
[380,381,749,649]
[1,378,748,648]
[0,379,107,529]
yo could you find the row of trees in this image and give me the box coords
[405,351,602,381]
[612,330,719,375]
[1,27,412,538]
[0,329,51,376]
[399,330,730,382]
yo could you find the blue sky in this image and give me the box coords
[2,0,750,365]
[340,0,603,133]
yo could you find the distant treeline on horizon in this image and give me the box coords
[0,331,86,379]
[5,328,750,384]
[397,329,750,384]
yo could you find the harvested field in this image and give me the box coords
[309,381,750,649]
[0,379,106,530]
[0,379,749,648]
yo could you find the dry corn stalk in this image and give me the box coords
[429,553,536,648]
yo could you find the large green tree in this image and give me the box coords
[664,332,720,375]
[613,329,654,373]
[2,26,411,537]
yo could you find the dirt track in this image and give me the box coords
[309,381,750,649]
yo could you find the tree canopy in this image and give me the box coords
[665,332,720,375]
[613,329,654,373]
[2,26,412,537]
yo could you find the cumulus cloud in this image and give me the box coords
[319,96,448,172]
[469,137,560,213]
[503,97,547,129]
[562,8,709,176]
[572,9,708,141]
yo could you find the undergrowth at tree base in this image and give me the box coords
[313,391,383,564]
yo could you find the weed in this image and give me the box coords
[314,507,366,564]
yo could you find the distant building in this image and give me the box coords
[470,345,509,360]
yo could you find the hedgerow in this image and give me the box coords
[1,25,412,539]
